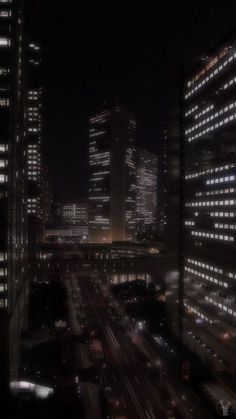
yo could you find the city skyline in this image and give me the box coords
[42,1,236,201]
[2,2,236,418]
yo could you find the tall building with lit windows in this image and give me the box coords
[25,2,43,260]
[51,201,88,242]
[136,149,158,242]
[182,38,236,372]
[88,104,136,243]
[0,0,29,391]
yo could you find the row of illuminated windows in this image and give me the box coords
[0,253,7,261]
[185,105,198,117]
[205,296,236,317]
[0,269,7,281]
[28,150,38,155]
[206,175,235,185]
[0,37,11,47]
[27,209,36,214]
[89,131,106,138]
[0,268,7,276]
[93,171,110,176]
[187,112,236,142]
[185,101,236,135]
[0,159,7,167]
[186,199,236,207]
[197,188,236,197]
[185,266,228,288]
[184,302,213,324]
[89,115,110,124]
[194,104,214,120]
[29,43,41,51]
[185,163,235,180]
[0,144,7,152]
[186,257,223,274]
[191,230,234,241]
[0,98,9,107]
[28,128,40,133]
[28,90,40,95]
[0,67,10,76]
[0,10,11,18]
[28,160,39,164]
[184,221,195,226]
[210,211,236,218]
[89,196,110,201]
[222,76,236,92]
[29,59,40,66]
[215,223,236,230]
[185,52,236,99]
[90,162,110,167]
[89,220,109,225]
[89,151,110,157]
[89,157,110,163]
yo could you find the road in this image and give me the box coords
[71,275,183,419]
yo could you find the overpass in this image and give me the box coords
[29,242,166,282]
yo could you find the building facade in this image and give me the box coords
[0,0,29,391]
[25,10,43,260]
[159,126,168,236]
[182,38,236,372]
[49,201,88,243]
[136,148,158,242]
[88,104,136,243]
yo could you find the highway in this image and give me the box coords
[71,274,177,419]
[69,277,177,419]
[68,275,219,419]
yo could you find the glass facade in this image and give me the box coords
[0,0,29,390]
[183,40,236,372]
[136,148,158,241]
[88,105,136,243]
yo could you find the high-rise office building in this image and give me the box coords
[182,38,236,372]
[136,149,158,242]
[159,127,168,236]
[0,0,29,390]
[88,104,136,243]
[50,201,89,242]
[165,107,182,338]
[60,201,88,226]
[25,3,43,259]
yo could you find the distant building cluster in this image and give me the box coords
[88,104,158,244]
[47,104,159,245]
[46,201,88,243]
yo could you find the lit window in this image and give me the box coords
[0,37,11,47]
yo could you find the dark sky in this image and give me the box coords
[41,1,236,201]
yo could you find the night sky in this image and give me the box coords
[42,1,236,200]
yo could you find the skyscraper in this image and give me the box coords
[182,37,236,372]
[88,104,136,243]
[51,201,89,242]
[159,126,168,236]
[0,0,28,390]
[136,149,158,242]
[25,2,43,260]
